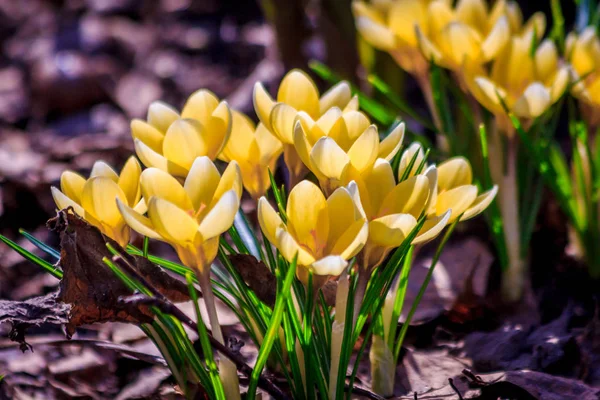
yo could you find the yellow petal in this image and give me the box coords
[116,198,161,240]
[455,0,487,33]
[147,197,199,243]
[550,67,569,102]
[81,177,128,226]
[535,39,558,81]
[427,0,454,34]
[437,157,473,191]
[416,25,444,66]
[198,190,240,239]
[347,125,379,173]
[255,123,283,164]
[522,12,546,39]
[513,82,551,118]
[140,168,194,211]
[181,89,219,123]
[184,156,221,213]
[330,219,369,259]
[379,175,430,218]
[310,255,348,277]
[342,110,371,141]
[462,185,498,220]
[343,95,360,112]
[131,119,165,153]
[133,139,189,177]
[435,185,478,220]
[270,103,298,144]
[275,227,316,266]
[423,165,438,213]
[473,77,506,115]
[412,210,451,244]
[60,171,86,204]
[204,101,232,159]
[286,180,329,255]
[162,119,207,171]
[378,122,404,161]
[320,81,352,114]
[223,110,255,161]
[481,16,509,61]
[370,213,418,248]
[210,161,243,207]
[506,1,523,32]
[363,158,396,218]
[51,186,85,216]
[118,156,142,206]
[355,16,397,50]
[293,121,317,178]
[326,185,360,245]
[352,1,386,24]
[257,197,284,245]
[438,22,482,67]
[315,107,344,142]
[387,0,426,47]
[397,142,425,179]
[90,161,119,181]
[310,137,351,182]
[147,101,179,133]
[253,82,275,131]
[277,69,320,119]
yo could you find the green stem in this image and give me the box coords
[328,272,349,399]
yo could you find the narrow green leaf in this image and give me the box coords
[19,229,60,261]
[0,234,62,279]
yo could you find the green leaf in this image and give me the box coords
[19,229,60,261]
[0,234,62,279]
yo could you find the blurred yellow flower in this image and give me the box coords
[356,158,450,269]
[220,110,283,199]
[130,90,232,177]
[51,157,142,247]
[293,110,404,195]
[566,27,600,129]
[467,33,569,124]
[117,157,242,272]
[254,69,358,185]
[258,180,368,287]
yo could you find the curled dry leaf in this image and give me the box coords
[228,253,277,307]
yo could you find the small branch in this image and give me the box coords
[346,384,386,400]
[112,255,290,400]
[448,378,463,400]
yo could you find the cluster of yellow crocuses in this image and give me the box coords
[51,69,497,289]
[353,0,600,127]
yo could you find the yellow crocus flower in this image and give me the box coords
[220,110,283,200]
[566,27,600,129]
[130,90,232,177]
[51,157,142,247]
[254,69,358,186]
[293,109,404,195]
[467,33,569,125]
[116,156,242,272]
[257,180,368,287]
[355,158,451,269]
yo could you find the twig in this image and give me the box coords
[448,378,463,400]
[414,391,418,399]
[112,255,290,400]
[345,384,386,400]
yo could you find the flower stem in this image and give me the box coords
[197,270,241,400]
[328,272,349,399]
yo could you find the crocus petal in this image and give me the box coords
[270,103,298,144]
[90,161,119,181]
[293,121,317,177]
[437,157,473,191]
[51,186,85,216]
[363,158,396,218]
[461,185,498,220]
[162,119,207,171]
[473,77,506,114]
[424,165,438,214]
[438,22,482,67]
[134,139,189,177]
[184,156,221,213]
[211,161,243,206]
[331,219,369,259]
[550,67,569,102]
[320,81,352,114]
[286,180,329,254]
[131,119,165,153]
[513,82,551,118]
[116,198,161,240]
[347,125,379,173]
[378,122,404,161]
[481,16,509,61]
[397,142,425,180]
[311,255,348,277]
[435,185,478,220]
[342,111,371,142]
[522,12,546,40]
[415,26,444,66]
[412,210,451,245]
[326,185,359,244]
[276,227,316,266]
[204,101,232,159]
[310,137,350,181]
[198,190,240,240]
[118,156,142,206]
[60,171,86,204]
[81,177,128,226]
[255,123,283,164]
[455,0,487,32]
[140,168,194,212]
[222,110,256,162]
[253,82,275,131]
[148,197,199,243]
[427,0,454,34]
[387,0,426,47]
[147,101,179,133]
[277,69,320,119]
[379,175,430,217]
[355,16,396,50]
[535,39,558,81]
[369,213,418,247]
[181,89,219,123]
[257,197,285,245]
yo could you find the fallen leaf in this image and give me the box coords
[228,254,276,307]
